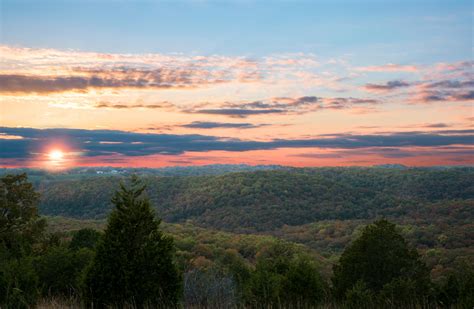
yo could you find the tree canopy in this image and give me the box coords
[0,173,45,255]
[332,219,431,304]
[0,171,472,307]
[0,173,46,308]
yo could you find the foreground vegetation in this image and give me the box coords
[1,171,473,308]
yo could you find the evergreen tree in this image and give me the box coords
[83,176,181,307]
[332,219,431,304]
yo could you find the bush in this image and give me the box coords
[0,256,38,309]
[184,268,238,308]
[69,228,101,251]
[34,246,93,297]
[247,241,326,306]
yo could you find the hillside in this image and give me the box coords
[37,167,473,231]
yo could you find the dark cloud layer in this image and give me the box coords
[1,127,473,160]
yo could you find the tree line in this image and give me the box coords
[1,173,473,308]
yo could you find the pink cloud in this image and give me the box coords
[355,63,419,72]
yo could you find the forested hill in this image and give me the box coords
[36,167,473,232]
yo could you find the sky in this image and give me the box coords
[0,0,473,168]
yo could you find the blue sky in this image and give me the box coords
[2,0,472,62]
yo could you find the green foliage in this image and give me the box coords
[83,176,181,307]
[247,242,326,306]
[379,277,423,307]
[215,248,252,293]
[436,263,474,307]
[34,246,94,297]
[0,255,38,309]
[0,173,45,308]
[43,215,473,307]
[1,169,472,307]
[282,255,327,303]
[0,173,45,257]
[38,168,474,232]
[184,267,238,308]
[69,228,101,250]
[36,168,474,280]
[332,219,431,303]
[345,280,374,309]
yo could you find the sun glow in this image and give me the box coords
[48,149,64,161]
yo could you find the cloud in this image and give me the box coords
[1,127,472,160]
[44,93,380,116]
[355,63,419,72]
[322,97,380,109]
[190,108,287,118]
[452,91,474,101]
[187,95,380,117]
[181,121,266,129]
[364,80,411,92]
[94,101,175,109]
[0,45,272,95]
[361,76,471,102]
[225,96,320,109]
[413,90,474,103]
[420,123,451,128]
[0,68,229,94]
[0,46,332,96]
[293,146,474,160]
[433,61,474,73]
[263,54,320,67]
[410,77,474,103]
[425,80,474,89]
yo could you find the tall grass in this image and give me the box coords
[35,298,455,309]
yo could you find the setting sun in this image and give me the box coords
[48,149,64,161]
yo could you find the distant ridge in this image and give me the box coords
[373,164,408,169]
[2,163,472,177]
[0,164,286,177]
